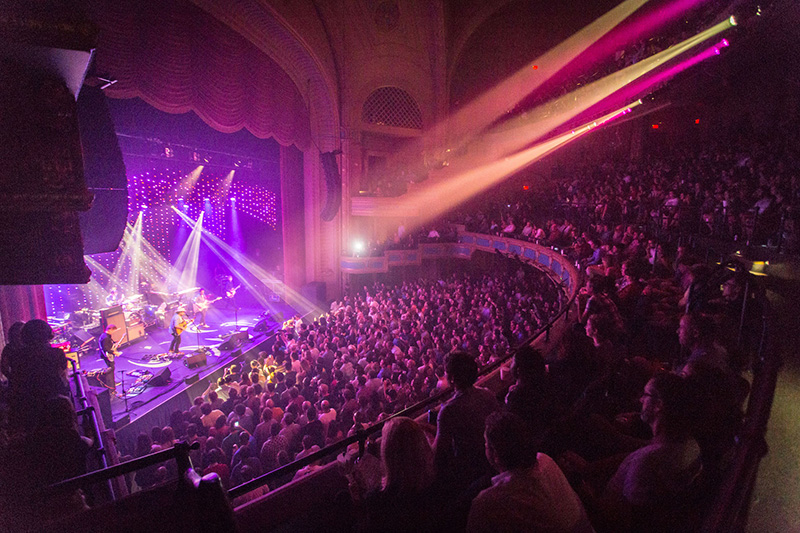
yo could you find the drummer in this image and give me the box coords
[105,287,125,307]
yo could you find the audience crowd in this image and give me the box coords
[112,264,564,495]
[0,130,781,531]
[460,135,800,253]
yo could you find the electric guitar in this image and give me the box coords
[107,333,127,362]
[194,296,222,313]
[226,284,241,299]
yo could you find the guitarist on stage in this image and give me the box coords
[222,275,241,311]
[193,288,214,328]
[98,324,121,390]
[192,289,211,328]
[169,308,191,354]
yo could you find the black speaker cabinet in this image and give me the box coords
[149,367,172,386]
[95,389,114,429]
[218,330,249,351]
[100,306,127,343]
[184,351,207,369]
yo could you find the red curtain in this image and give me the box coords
[0,286,47,340]
[90,0,311,149]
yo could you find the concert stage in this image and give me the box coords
[74,303,294,454]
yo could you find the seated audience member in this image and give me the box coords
[231,465,268,507]
[134,433,165,490]
[683,362,746,475]
[433,351,500,489]
[616,259,646,324]
[676,311,729,374]
[294,435,321,461]
[467,412,593,533]
[584,313,625,376]
[598,372,702,533]
[579,276,623,333]
[0,397,91,524]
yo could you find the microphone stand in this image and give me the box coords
[118,369,129,413]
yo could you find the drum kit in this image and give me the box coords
[120,287,200,328]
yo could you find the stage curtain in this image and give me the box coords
[88,0,311,150]
[0,285,47,341]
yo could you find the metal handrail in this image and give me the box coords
[702,291,779,532]
[69,359,113,499]
[37,441,199,497]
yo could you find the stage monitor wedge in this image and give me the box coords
[218,330,249,351]
[184,351,207,369]
[150,367,171,386]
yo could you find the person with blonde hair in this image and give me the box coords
[356,416,448,532]
[380,417,434,493]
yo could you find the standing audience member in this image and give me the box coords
[504,346,557,438]
[356,417,448,532]
[0,321,24,383]
[433,351,500,490]
[10,319,69,429]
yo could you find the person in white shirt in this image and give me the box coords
[521,221,533,238]
[467,411,594,533]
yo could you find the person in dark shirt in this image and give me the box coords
[98,324,120,390]
[1,321,25,385]
[504,346,557,439]
[356,417,451,532]
[10,320,69,429]
[433,351,500,489]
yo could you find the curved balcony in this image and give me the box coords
[340,230,580,297]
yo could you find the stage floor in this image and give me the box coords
[77,304,292,425]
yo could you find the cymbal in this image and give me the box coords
[123,294,144,303]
